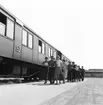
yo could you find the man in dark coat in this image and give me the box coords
[67,61,72,82]
[42,57,49,84]
[71,62,76,82]
[81,66,85,81]
[48,56,56,84]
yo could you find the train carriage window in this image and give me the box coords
[6,18,14,39]
[54,51,56,59]
[39,40,42,53]
[38,40,45,54]
[0,22,5,36]
[0,12,7,25]
[0,12,7,36]
[42,43,45,54]
[51,49,53,56]
[22,29,27,46]
[28,33,33,48]
[49,47,51,57]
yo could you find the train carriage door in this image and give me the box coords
[13,23,22,59]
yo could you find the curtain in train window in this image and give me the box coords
[6,18,14,39]
[28,33,33,48]
[22,29,27,46]
[39,40,42,53]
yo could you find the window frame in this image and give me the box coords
[50,48,53,56]
[38,40,42,53]
[28,33,33,49]
[49,47,51,57]
[22,28,33,49]
[22,29,28,46]
[38,39,45,54]
[6,18,14,40]
[0,22,6,36]
[54,50,57,59]
[0,11,15,40]
[42,42,45,54]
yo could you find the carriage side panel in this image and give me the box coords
[33,35,39,64]
[21,46,33,63]
[13,23,22,60]
[0,36,13,58]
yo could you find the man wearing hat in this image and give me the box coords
[42,57,49,84]
[48,56,56,84]
[67,61,72,82]
[80,66,85,81]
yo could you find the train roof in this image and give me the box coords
[0,4,60,52]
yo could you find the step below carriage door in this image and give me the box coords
[13,21,22,59]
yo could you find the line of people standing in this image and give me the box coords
[42,55,68,85]
[42,55,85,85]
[67,62,85,82]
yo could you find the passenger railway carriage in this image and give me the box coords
[0,5,70,80]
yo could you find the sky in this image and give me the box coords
[1,0,103,70]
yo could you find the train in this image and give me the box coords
[0,5,72,81]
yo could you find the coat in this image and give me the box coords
[62,62,68,78]
[54,60,62,80]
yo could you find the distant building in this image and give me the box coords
[85,69,103,77]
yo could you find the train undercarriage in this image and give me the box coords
[0,56,45,83]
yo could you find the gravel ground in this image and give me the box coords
[0,79,86,105]
[40,78,103,105]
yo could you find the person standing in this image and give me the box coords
[67,61,72,82]
[48,56,56,84]
[54,55,63,85]
[62,59,67,83]
[71,62,76,82]
[81,66,85,81]
[42,57,49,84]
[64,59,68,79]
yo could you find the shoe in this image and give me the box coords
[55,83,59,85]
[63,81,65,84]
[44,82,47,84]
[50,82,52,84]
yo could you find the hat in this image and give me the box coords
[45,57,48,59]
[51,56,54,58]
[62,59,65,61]
[57,55,60,58]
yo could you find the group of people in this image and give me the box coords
[42,55,85,85]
